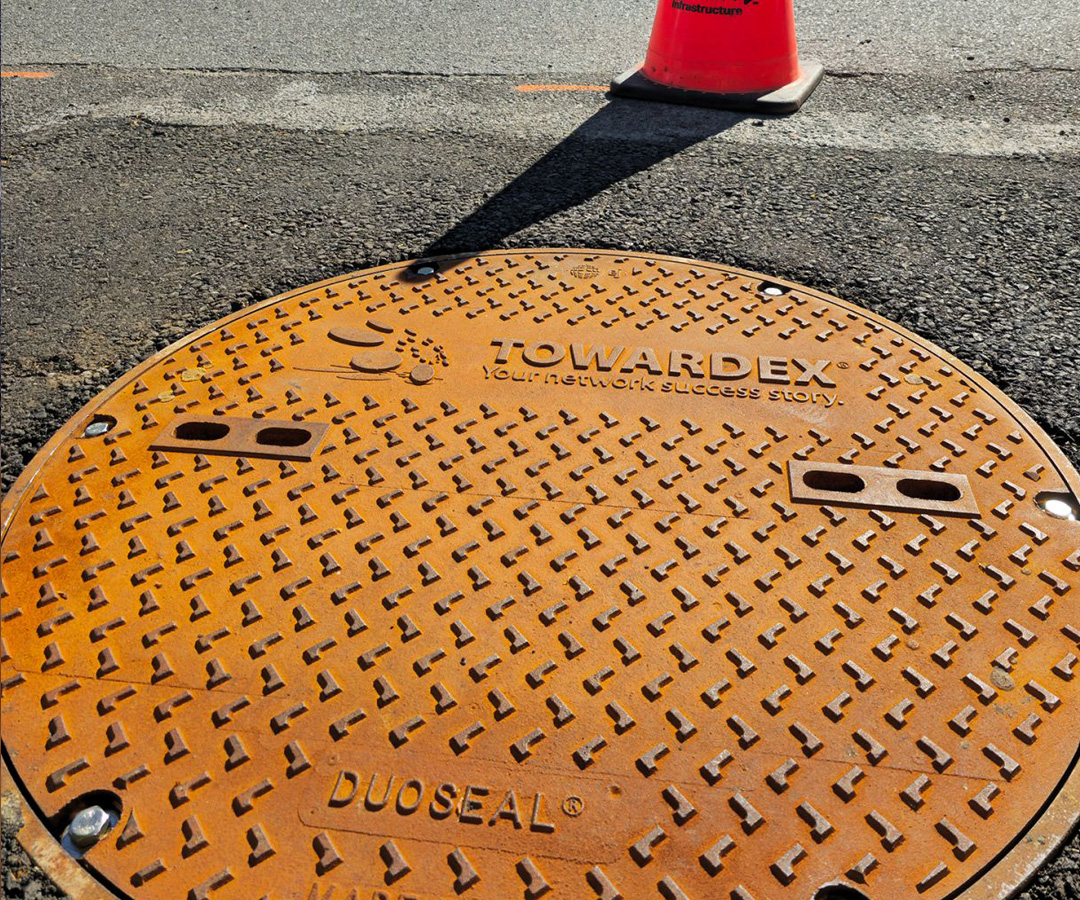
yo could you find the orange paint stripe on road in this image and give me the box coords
[1,71,54,78]
[515,84,606,93]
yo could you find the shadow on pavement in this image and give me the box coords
[424,97,746,255]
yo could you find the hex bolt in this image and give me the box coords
[1038,492,1079,521]
[68,805,112,848]
[1042,498,1077,521]
[406,261,439,279]
[758,281,789,297]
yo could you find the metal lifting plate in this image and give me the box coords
[2,250,1078,900]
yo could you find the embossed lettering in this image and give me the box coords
[620,347,663,375]
[490,339,839,393]
[709,352,751,380]
[668,350,705,378]
[430,782,457,819]
[792,358,836,387]
[570,343,623,371]
[758,356,790,384]
[328,770,360,807]
[530,793,555,833]
[322,772,558,835]
[522,342,565,367]
[365,773,396,811]
[395,779,423,815]
[459,785,490,824]
[490,338,525,364]
[489,790,523,828]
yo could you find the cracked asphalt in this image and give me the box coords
[2,0,1079,898]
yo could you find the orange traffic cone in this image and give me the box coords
[611,0,823,113]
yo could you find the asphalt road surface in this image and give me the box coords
[3,0,1079,74]
[2,0,1079,898]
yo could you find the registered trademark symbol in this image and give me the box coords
[837,362,850,369]
[561,796,585,817]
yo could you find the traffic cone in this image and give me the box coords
[611,0,823,113]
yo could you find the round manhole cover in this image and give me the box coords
[2,250,1078,900]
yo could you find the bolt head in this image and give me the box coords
[69,805,111,848]
[1043,498,1077,521]
[84,420,112,437]
[407,262,438,279]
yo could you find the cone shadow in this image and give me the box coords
[424,97,745,256]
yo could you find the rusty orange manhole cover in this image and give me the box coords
[2,250,1078,900]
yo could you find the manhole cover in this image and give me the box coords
[2,250,1078,900]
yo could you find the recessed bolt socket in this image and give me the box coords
[814,885,872,900]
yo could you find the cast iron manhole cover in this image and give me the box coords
[2,251,1078,900]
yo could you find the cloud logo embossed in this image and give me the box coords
[330,318,448,385]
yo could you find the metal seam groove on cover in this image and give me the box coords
[1,250,1078,900]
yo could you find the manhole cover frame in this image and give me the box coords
[2,250,1078,900]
